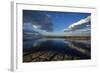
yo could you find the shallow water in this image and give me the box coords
[23,38,91,62]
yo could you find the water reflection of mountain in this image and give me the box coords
[23,38,90,62]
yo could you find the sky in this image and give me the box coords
[43,11,91,32]
[23,10,91,32]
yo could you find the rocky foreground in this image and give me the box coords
[23,51,80,62]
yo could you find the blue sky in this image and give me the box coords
[44,11,91,32]
[23,10,91,32]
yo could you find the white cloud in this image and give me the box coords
[33,25,38,29]
[68,16,91,29]
[32,25,41,29]
[62,16,91,36]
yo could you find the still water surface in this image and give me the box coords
[23,38,91,62]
